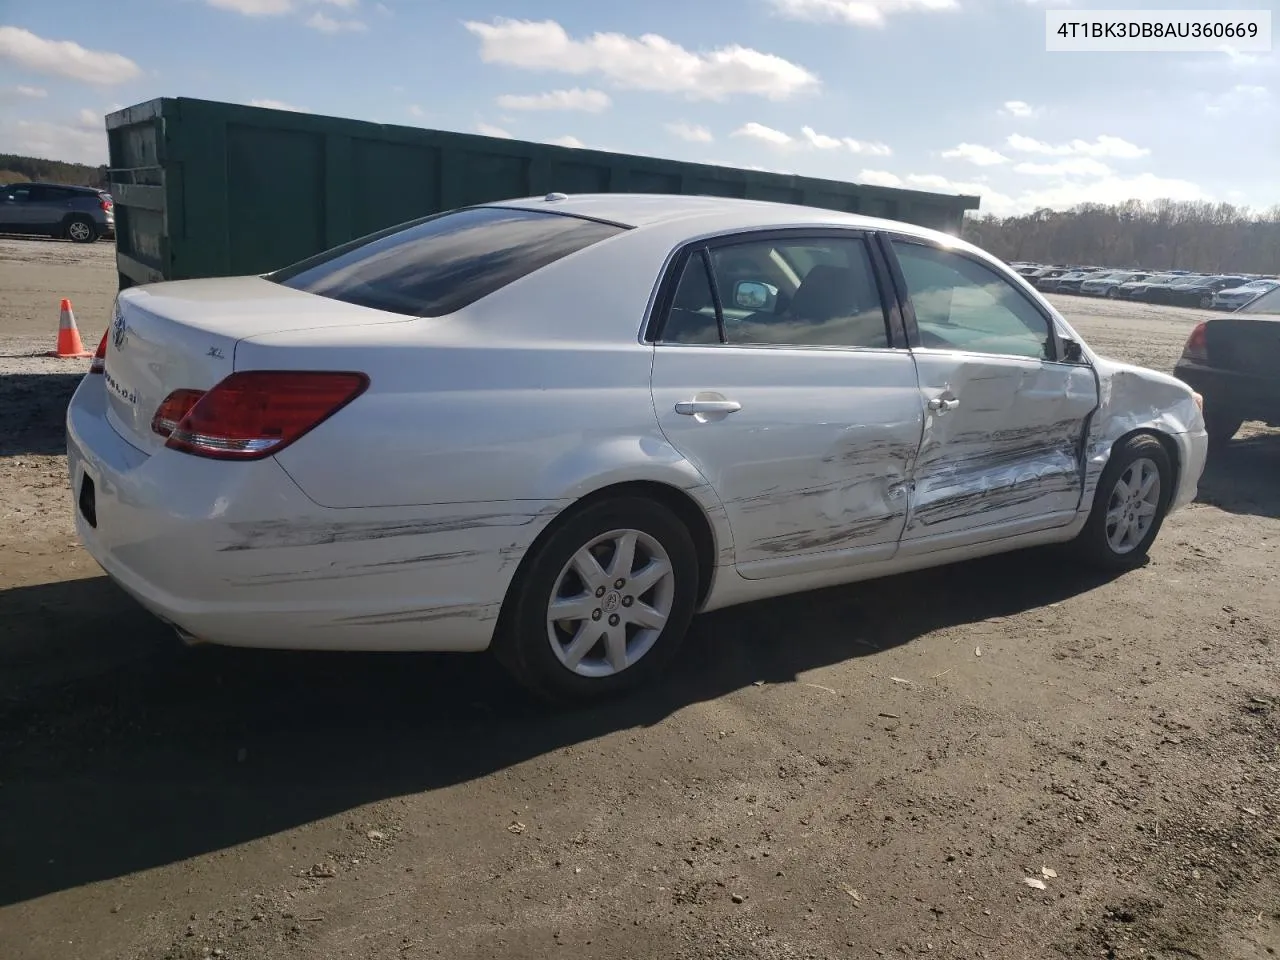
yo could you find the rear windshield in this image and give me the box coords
[269,206,626,317]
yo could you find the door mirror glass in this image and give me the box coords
[1060,336,1085,364]
[733,280,777,312]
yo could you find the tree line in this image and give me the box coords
[0,154,108,189]
[961,199,1280,275]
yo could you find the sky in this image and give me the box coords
[0,0,1276,217]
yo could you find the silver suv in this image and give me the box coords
[0,181,115,243]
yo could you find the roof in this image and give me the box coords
[485,192,960,246]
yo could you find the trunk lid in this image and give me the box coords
[102,276,408,453]
[1204,315,1280,380]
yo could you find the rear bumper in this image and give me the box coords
[1173,362,1280,422]
[66,376,558,652]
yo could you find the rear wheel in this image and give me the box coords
[65,216,97,243]
[493,496,699,704]
[1203,403,1243,449]
[1105,286,1119,299]
[1199,294,1214,309]
[1075,434,1171,570]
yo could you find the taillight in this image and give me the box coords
[156,371,369,460]
[151,389,206,438]
[89,330,109,373]
[100,196,113,211]
[1182,321,1208,363]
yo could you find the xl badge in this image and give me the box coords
[111,308,127,350]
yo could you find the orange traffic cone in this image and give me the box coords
[47,298,93,359]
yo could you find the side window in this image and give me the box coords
[7,185,33,202]
[708,236,889,348]
[891,240,1051,361]
[660,252,721,344]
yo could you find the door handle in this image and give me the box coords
[927,397,959,412]
[675,399,742,416]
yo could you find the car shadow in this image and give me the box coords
[0,545,1117,906]
[1195,428,1280,520]
[0,373,84,456]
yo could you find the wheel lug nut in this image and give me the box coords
[614,578,625,589]
[622,596,634,607]
[608,614,620,627]
[595,586,606,598]
[591,609,602,621]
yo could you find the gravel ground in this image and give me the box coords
[1,237,1277,960]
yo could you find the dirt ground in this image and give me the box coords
[1,236,1277,960]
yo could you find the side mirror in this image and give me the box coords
[1060,336,1085,364]
[733,280,777,312]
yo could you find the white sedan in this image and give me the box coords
[67,194,1208,702]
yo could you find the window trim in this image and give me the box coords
[644,227,907,352]
[878,232,1070,365]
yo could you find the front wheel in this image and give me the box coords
[1074,435,1172,570]
[1105,286,1119,299]
[493,496,700,704]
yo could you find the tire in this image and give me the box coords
[1074,434,1172,570]
[1203,403,1243,449]
[492,496,700,704]
[65,216,97,243]
[1199,295,1214,309]
[1105,286,1119,299]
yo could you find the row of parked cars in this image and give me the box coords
[1010,262,1279,311]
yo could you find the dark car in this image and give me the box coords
[1174,301,1280,448]
[1117,273,1188,302]
[1054,269,1114,295]
[1160,275,1250,308]
[0,181,115,243]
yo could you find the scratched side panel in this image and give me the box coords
[903,351,1098,547]
[650,345,925,579]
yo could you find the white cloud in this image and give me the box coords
[306,11,367,32]
[732,122,792,146]
[207,0,294,13]
[845,138,892,156]
[250,98,305,111]
[0,118,107,164]
[1006,133,1149,159]
[800,125,841,149]
[996,173,1209,215]
[406,104,424,118]
[941,142,1008,166]
[904,173,985,196]
[475,121,512,139]
[463,18,819,101]
[16,84,47,98]
[1000,100,1039,118]
[858,169,904,187]
[0,26,141,85]
[737,122,891,155]
[1013,157,1113,177]
[800,126,892,154]
[548,135,584,148]
[1202,84,1271,115]
[76,108,102,130]
[496,88,611,112]
[769,0,959,28]
[666,121,713,143]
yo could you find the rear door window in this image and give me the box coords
[270,206,625,317]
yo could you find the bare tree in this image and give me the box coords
[963,199,1280,275]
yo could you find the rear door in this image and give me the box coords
[882,235,1099,555]
[649,229,925,580]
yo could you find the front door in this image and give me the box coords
[885,236,1099,554]
[649,231,925,580]
[0,184,38,230]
